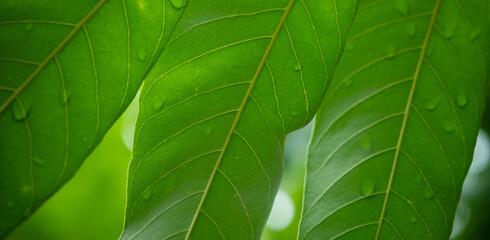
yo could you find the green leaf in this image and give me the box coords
[0,0,172,236]
[300,0,489,239]
[122,0,358,239]
[480,84,490,133]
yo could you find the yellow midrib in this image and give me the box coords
[374,0,442,239]
[184,0,297,239]
[0,0,109,115]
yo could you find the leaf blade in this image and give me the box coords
[300,0,489,239]
[123,0,359,239]
[0,0,170,236]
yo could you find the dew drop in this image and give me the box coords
[410,216,417,223]
[293,64,302,72]
[360,136,371,150]
[143,190,152,201]
[424,96,441,111]
[234,156,240,160]
[456,92,468,108]
[6,75,13,83]
[170,0,186,10]
[33,156,46,167]
[152,96,165,111]
[344,79,352,87]
[394,0,409,16]
[415,175,422,185]
[11,101,29,121]
[406,22,416,37]
[21,185,30,193]
[361,179,375,195]
[204,126,213,136]
[7,201,14,209]
[25,23,33,32]
[59,92,71,106]
[345,42,356,52]
[137,50,147,61]
[424,189,433,200]
[292,110,299,117]
[469,28,481,41]
[385,43,397,58]
[443,24,456,39]
[443,120,456,133]
[137,0,145,9]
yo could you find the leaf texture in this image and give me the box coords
[300,0,489,239]
[0,0,172,236]
[122,0,358,239]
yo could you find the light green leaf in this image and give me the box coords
[300,0,489,239]
[122,0,358,239]
[0,0,173,236]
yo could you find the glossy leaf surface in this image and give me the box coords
[123,0,358,239]
[0,0,169,236]
[300,0,489,239]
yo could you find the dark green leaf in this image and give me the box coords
[300,0,489,239]
[122,0,358,239]
[0,0,170,236]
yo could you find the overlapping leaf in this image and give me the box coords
[300,0,489,239]
[0,0,172,236]
[122,0,358,239]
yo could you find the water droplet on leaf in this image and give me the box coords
[360,136,371,150]
[385,43,397,58]
[170,0,186,10]
[443,24,456,39]
[344,79,352,87]
[415,175,422,185]
[456,92,468,108]
[152,96,165,111]
[406,22,416,37]
[25,23,33,32]
[410,216,417,223]
[205,126,213,136]
[361,179,375,195]
[137,50,147,61]
[143,190,152,201]
[469,28,481,41]
[292,110,299,117]
[424,96,441,111]
[60,92,71,106]
[394,0,408,16]
[33,156,45,167]
[11,101,29,121]
[293,64,302,72]
[443,120,456,133]
[424,189,433,200]
[345,42,356,52]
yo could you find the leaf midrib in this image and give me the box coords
[184,0,297,239]
[0,0,109,115]
[374,0,442,239]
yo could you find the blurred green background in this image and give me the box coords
[6,97,490,240]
